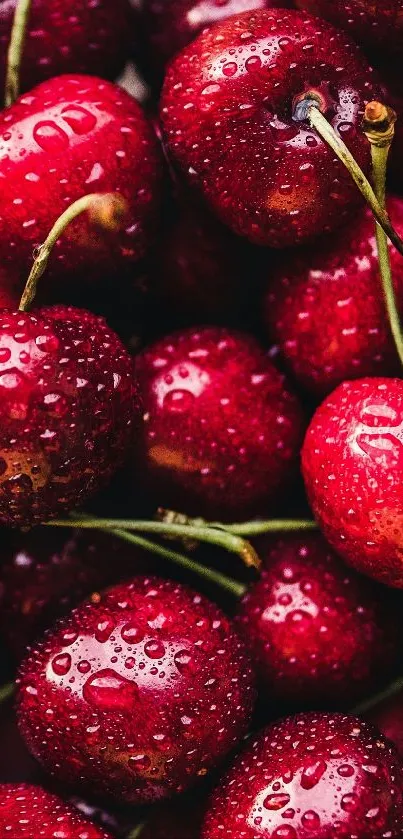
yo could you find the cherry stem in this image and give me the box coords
[103,528,247,598]
[126,824,146,839]
[362,102,403,367]
[5,0,32,107]
[309,106,403,258]
[18,192,128,312]
[0,682,15,704]
[158,509,317,538]
[45,516,261,570]
[353,674,403,716]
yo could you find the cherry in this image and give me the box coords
[0,74,162,292]
[295,1,403,59]
[0,305,140,527]
[264,197,403,397]
[235,532,400,708]
[366,691,403,760]
[0,0,134,101]
[140,0,291,80]
[202,712,403,838]
[160,8,381,248]
[0,783,112,838]
[17,576,255,804]
[0,528,149,660]
[302,377,403,588]
[134,326,305,520]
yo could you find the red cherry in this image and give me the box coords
[0,528,149,660]
[0,75,162,291]
[264,197,403,397]
[134,327,305,520]
[140,0,291,78]
[0,305,140,527]
[160,8,381,248]
[0,0,134,99]
[202,712,403,838]
[0,784,112,839]
[302,377,403,588]
[295,1,403,58]
[17,576,255,804]
[235,533,400,707]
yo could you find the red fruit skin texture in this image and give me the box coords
[17,576,255,804]
[235,533,400,708]
[302,378,403,588]
[202,712,403,839]
[295,1,403,57]
[0,0,134,100]
[160,9,381,248]
[134,327,305,520]
[0,528,149,660]
[141,0,291,76]
[0,75,162,289]
[264,197,403,397]
[0,783,112,839]
[367,693,403,761]
[0,305,139,527]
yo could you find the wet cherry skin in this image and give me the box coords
[0,75,162,292]
[295,1,403,58]
[0,306,140,527]
[17,576,255,804]
[0,0,134,101]
[367,692,403,761]
[0,784,112,839]
[302,378,403,588]
[0,528,149,660]
[235,533,401,708]
[140,0,291,79]
[160,8,381,248]
[134,326,305,520]
[264,197,403,397]
[202,713,403,839]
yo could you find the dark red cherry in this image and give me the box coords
[202,713,403,838]
[295,1,403,58]
[302,377,403,588]
[0,305,140,527]
[235,533,401,708]
[17,576,255,804]
[264,197,403,396]
[0,74,162,292]
[134,327,305,520]
[0,0,134,101]
[161,8,381,247]
[0,784,112,838]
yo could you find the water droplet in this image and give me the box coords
[144,640,166,660]
[338,764,354,778]
[272,827,297,839]
[33,120,69,152]
[121,624,145,645]
[263,793,291,811]
[302,811,320,829]
[60,105,97,134]
[77,660,91,674]
[95,618,115,643]
[83,669,138,712]
[163,389,195,412]
[245,55,261,71]
[0,348,11,363]
[51,653,72,676]
[61,629,78,646]
[128,753,151,772]
[222,62,237,77]
[341,793,359,813]
[174,650,196,674]
[300,760,327,790]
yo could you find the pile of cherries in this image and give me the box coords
[0,1,403,838]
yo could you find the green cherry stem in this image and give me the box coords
[158,509,318,538]
[5,0,32,107]
[18,192,128,312]
[353,674,403,716]
[362,101,403,367]
[126,824,146,839]
[104,528,247,598]
[309,105,403,258]
[0,682,15,704]
[45,516,261,570]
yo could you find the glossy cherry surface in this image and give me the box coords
[302,378,403,588]
[265,197,403,396]
[161,8,380,248]
[236,533,400,707]
[0,306,139,527]
[0,784,112,839]
[141,0,290,77]
[295,1,403,57]
[367,691,403,760]
[17,576,255,804]
[0,0,134,101]
[202,713,403,838]
[0,75,162,291]
[134,327,305,520]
